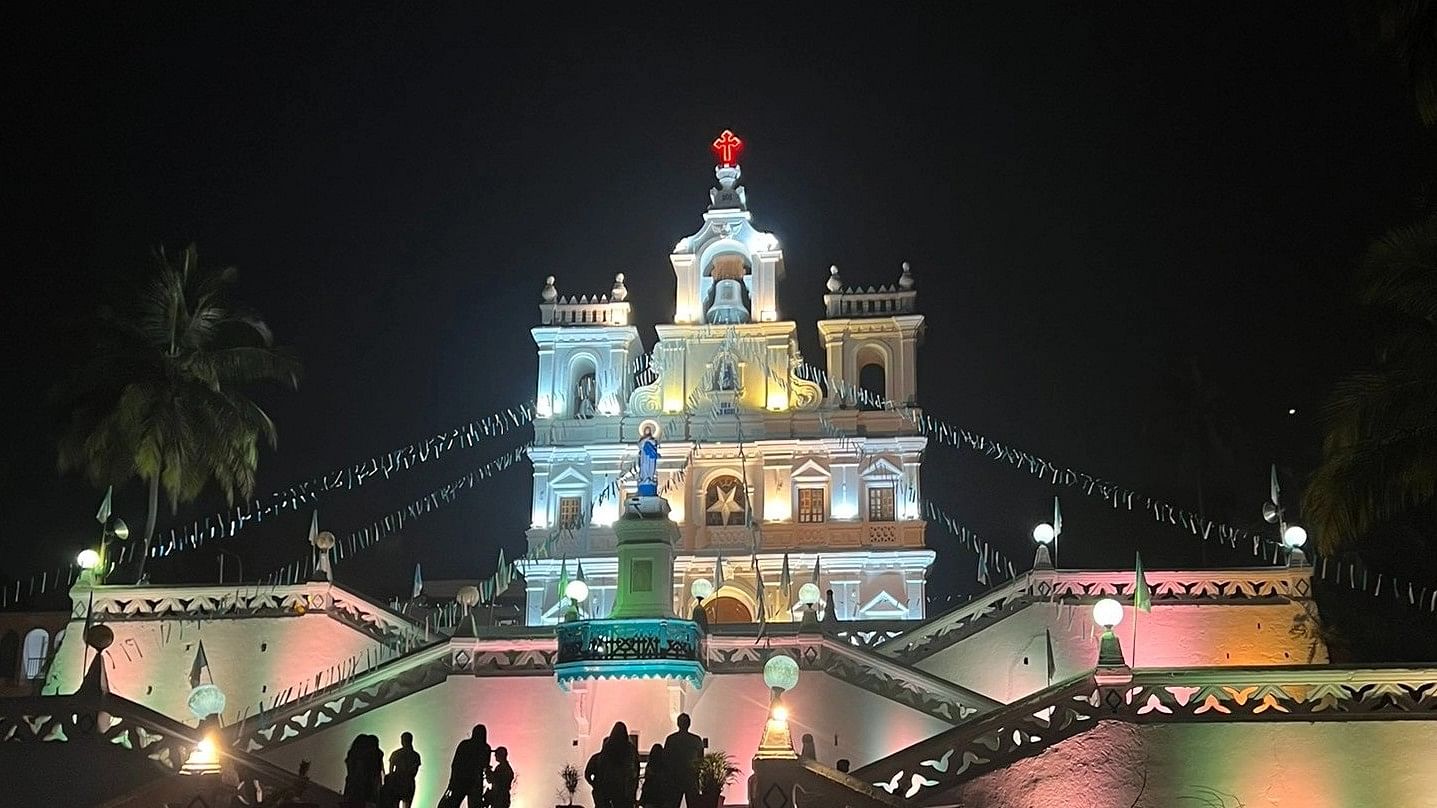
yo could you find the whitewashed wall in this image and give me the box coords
[916,600,1327,703]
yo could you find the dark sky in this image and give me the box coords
[2,3,1433,602]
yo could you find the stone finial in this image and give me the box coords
[612,272,628,302]
[541,275,558,303]
[826,265,843,292]
[898,261,915,290]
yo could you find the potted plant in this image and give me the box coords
[694,751,741,808]
[556,762,581,807]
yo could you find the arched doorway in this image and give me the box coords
[703,595,753,624]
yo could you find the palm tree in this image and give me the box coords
[57,245,300,581]
[1302,212,1437,552]
[1365,0,1437,125]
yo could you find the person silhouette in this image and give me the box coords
[589,722,639,808]
[662,714,704,808]
[799,734,817,761]
[488,746,514,808]
[342,734,383,808]
[438,725,490,808]
[638,744,672,808]
[382,732,421,808]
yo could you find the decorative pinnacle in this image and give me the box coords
[898,261,915,290]
[611,272,628,302]
[541,275,557,303]
[826,265,843,293]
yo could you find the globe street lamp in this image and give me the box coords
[1093,598,1128,670]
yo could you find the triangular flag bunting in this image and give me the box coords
[412,564,424,599]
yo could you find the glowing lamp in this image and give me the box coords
[1092,597,1124,630]
[565,579,590,603]
[763,654,800,692]
[691,578,714,600]
[77,549,101,570]
[181,734,222,775]
[798,582,821,606]
[1282,525,1307,548]
[456,585,480,608]
[771,704,789,723]
[187,683,227,720]
[1032,523,1056,545]
[767,391,788,411]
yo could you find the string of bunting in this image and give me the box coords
[802,362,1437,614]
[127,402,536,565]
[259,443,532,587]
[812,408,1017,587]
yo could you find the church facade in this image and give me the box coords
[522,136,931,626]
[12,133,1437,808]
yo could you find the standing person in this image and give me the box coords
[662,714,704,808]
[382,732,422,808]
[343,734,384,808]
[487,746,514,808]
[438,725,490,808]
[591,722,639,808]
[638,744,672,808]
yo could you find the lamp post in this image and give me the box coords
[1092,597,1130,682]
[757,655,799,760]
[1282,525,1308,567]
[797,582,822,632]
[690,578,713,629]
[1032,522,1055,569]
[565,578,590,621]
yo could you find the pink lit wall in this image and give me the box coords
[263,670,953,807]
[957,719,1437,808]
[916,601,1327,703]
[45,612,385,726]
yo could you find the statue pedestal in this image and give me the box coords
[609,495,679,620]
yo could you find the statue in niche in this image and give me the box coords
[637,425,660,497]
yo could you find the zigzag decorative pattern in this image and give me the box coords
[854,667,1437,805]
[881,568,1313,664]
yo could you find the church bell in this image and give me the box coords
[706,278,750,324]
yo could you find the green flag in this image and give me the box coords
[1134,551,1152,613]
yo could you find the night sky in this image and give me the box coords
[2,4,1433,602]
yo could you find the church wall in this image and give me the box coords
[46,612,385,725]
[916,600,1326,703]
[261,669,952,807]
[956,719,1437,808]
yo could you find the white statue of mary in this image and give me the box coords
[637,426,660,497]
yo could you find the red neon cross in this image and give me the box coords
[711,130,744,166]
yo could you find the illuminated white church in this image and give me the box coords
[9,132,1437,808]
[522,134,929,627]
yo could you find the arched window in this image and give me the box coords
[704,475,748,526]
[858,363,886,410]
[855,344,889,410]
[22,628,50,680]
[0,631,18,681]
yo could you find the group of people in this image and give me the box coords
[436,725,513,808]
[585,714,705,808]
[339,725,514,808]
[340,732,422,808]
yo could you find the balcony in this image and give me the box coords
[554,618,706,689]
